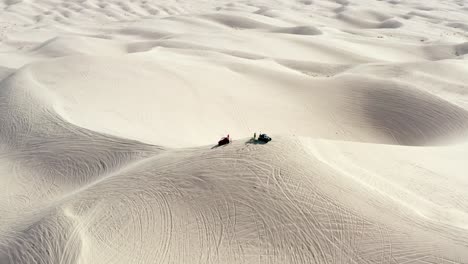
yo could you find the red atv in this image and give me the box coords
[218,135,231,146]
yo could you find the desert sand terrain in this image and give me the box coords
[1,0,468,263]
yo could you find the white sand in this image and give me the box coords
[1,0,468,263]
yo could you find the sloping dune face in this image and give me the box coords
[1,0,468,263]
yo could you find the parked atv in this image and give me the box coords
[218,136,230,146]
[257,134,271,143]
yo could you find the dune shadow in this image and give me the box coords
[361,85,468,146]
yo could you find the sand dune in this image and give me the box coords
[1,0,468,263]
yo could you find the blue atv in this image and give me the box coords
[257,134,272,143]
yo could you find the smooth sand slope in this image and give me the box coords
[1,0,468,263]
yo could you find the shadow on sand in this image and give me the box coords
[211,143,230,149]
[245,138,267,145]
